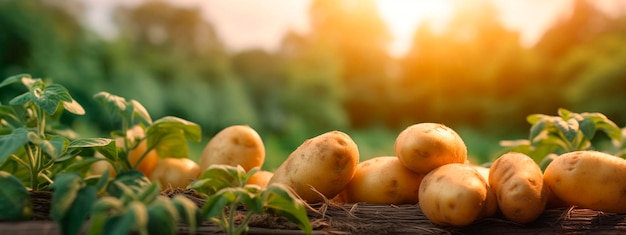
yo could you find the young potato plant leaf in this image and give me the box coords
[136,182,160,205]
[62,98,85,115]
[30,84,74,116]
[8,92,31,107]
[130,99,152,125]
[203,189,237,218]
[148,116,202,142]
[263,184,312,235]
[0,73,31,88]
[39,135,68,160]
[93,92,128,117]
[149,130,189,159]
[553,117,579,143]
[103,201,148,235]
[529,119,546,142]
[0,128,29,163]
[0,171,32,220]
[579,117,597,140]
[107,170,151,198]
[526,114,550,125]
[57,186,97,235]
[189,165,243,195]
[171,195,201,234]
[50,172,86,222]
[147,196,179,235]
[557,108,573,120]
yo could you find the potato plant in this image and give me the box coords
[500,108,623,168]
[0,74,314,235]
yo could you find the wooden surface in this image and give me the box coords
[4,190,626,234]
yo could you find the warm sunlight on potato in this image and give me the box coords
[246,170,273,189]
[338,156,425,204]
[395,123,467,174]
[418,163,497,226]
[544,150,626,212]
[489,152,548,223]
[269,131,359,203]
[199,125,265,172]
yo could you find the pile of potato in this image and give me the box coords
[200,123,626,227]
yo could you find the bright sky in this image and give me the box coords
[81,0,626,57]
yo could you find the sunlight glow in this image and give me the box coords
[375,0,455,57]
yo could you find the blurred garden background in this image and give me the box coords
[1,0,626,170]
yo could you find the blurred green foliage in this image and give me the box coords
[1,0,625,169]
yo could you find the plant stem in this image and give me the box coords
[25,144,38,190]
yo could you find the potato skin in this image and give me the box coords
[199,125,265,172]
[268,131,359,203]
[340,156,425,204]
[544,150,626,212]
[395,123,467,174]
[246,170,273,188]
[418,163,496,226]
[489,152,548,223]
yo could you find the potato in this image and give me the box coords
[246,170,273,188]
[544,150,626,212]
[395,123,467,174]
[268,131,359,203]
[468,164,490,183]
[489,152,548,223]
[418,163,497,226]
[150,158,201,190]
[339,156,425,204]
[199,125,265,172]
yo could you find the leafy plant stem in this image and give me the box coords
[25,144,38,190]
[9,154,29,169]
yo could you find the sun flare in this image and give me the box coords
[374,0,455,57]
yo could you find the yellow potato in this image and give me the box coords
[339,156,425,204]
[199,125,265,172]
[246,170,273,188]
[150,158,201,190]
[544,150,626,212]
[418,163,497,226]
[395,123,467,174]
[268,131,359,203]
[489,152,548,223]
[468,164,490,184]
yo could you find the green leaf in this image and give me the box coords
[0,171,32,220]
[263,184,312,234]
[57,186,97,235]
[106,170,151,198]
[557,108,573,120]
[202,189,236,218]
[69,138,113,148]
[172,195,201,235]
[39,135,68,160]
[62,99,85,115]
[30,84,72,115]
[103,201,148,235]
[136,183,160,205]
[189,165,241,195]
[93,92,128,116]
[0,128,29,164]
[8,92,31,106]
[88,197,123,235]
[148,116,202,142]
[50,172,85,222]
[150,130,189,158]
[147,196,179,235]
[130,99,152,125]
[579,117,597,140]
[529,119,546,141]
[526,114,550,125]
[0,74,31,88]
[553,117,579,143]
